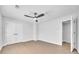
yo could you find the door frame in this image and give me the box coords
[62,16,76,52]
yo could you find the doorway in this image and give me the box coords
[62,20,71,51]
[62,18,78,52]
[62,20,71,43]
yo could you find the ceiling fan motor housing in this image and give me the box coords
[35,20,38,22]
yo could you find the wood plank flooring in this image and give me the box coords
[0,40,78,54]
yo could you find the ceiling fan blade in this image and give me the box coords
[24,15,34,18]
[36,13,45,18]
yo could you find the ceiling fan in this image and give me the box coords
[24,12,45,22]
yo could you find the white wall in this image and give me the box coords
[1,14,77,48]
[0,13,3,48]
[38,19,62,45]
[62,20,71,43]
[2,16,63,46]
[3,17,33,45]
[77,16,79,52]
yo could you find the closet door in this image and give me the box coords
[5,22,17,44]
[15,23,23,41]
[5,21,23,44]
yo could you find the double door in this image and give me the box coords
[5,21,23,44]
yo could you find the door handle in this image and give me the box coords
[14,33,18,35]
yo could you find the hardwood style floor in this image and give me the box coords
[0,40,78,54]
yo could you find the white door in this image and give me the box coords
[15,23,23,41]
[5,21,23,44]
[5,22,16,43]
[71,17,77,52]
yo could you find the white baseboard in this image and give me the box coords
[38,39,62,46]
[76,48,79,53]
[0,45,3,51]
[2,39,32,47]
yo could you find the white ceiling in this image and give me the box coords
[1,5,79,22]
